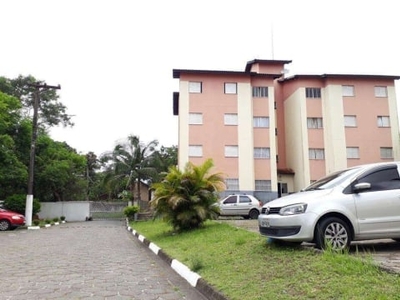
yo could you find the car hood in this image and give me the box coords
[0,210,24,218]
[263,189,334,207]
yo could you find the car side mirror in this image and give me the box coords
[353,182,371,193]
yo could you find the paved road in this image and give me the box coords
[0,220,208,300]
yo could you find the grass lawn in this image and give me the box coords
[130,219,400,300]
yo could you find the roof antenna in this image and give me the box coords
[271,22,274,60]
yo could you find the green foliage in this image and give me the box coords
[60,216,66,221]
[150,158,225,231]
[123,205,139,219]
[100,135,158,203]
[52,217,59,222]
[3,194,41,215]
[132,220,400,300]
[32,219,40,226]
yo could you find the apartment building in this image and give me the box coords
[172,59,400,203]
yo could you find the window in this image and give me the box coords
[347,147,359,159]
[252,86,268,97]
[188,145,202,157]
[189,82,202,93]
[344,115,357,127]
[255,180,272,191]
[342,85,355,97]
[239,195,251,203]
[253,117,269,128]
[305,88,321,98]
[226,178,239,190]
[224,82,237,94]
[189,113,203,124]
[254,147,270,159]
[224,113,238,125]
[377,116,390,127]
[380,147,393,159]
[225,145,238,157]
[307,117,323,129]
[357,167,400,192]
[309,148,325,160]
[375,86,388,97]
[222,195,237,204]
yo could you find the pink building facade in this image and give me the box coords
[173,60,400,203]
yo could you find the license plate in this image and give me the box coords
[261,220,270,227]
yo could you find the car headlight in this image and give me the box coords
[280,203,308,216]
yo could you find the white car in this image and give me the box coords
[258,162,400,250]
[218,194,262,219]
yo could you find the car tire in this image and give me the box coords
[0,219,11,231]
[249,209,260,220]
[315,217,351,250]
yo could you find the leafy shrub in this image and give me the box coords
[123,205,139,220]
[45,219,51,224]
[52,217,59,222]
[32,219,40,226]
[150,158,225,231]
[60,216,66,221]
[3,194,41,215]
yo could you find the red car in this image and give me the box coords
[0,208,25,231]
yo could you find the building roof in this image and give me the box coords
[281,73,400,82]
[244,59,292,72]
[173,69,281,79]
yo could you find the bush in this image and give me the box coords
[60,216,66,221]
[52,217,59,223]
[32,219,40,226]
[123,205,139,220]
[3,194,41,216]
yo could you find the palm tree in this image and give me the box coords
[150,158,226,231]
[101,135,158,208]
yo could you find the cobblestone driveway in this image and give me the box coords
[0,220,207,300]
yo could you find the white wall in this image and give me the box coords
[38,201,91,222]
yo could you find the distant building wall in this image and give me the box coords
[38,201,91,222]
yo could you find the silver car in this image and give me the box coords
[218,194,262,219]
[259,162,400,250]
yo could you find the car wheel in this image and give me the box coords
[249,209,260,220]
[316,217,351,251]
[0,220,11,231]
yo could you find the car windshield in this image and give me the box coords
[303,167,362,191]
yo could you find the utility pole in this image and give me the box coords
[25,82,61,226]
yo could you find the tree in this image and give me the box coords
[0,91,28,198]
[148,145,178,183]
[0,75,73,128]
[150,158,226,231]
[34,135,87,202]
[101,135,158,206]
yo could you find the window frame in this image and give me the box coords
[344,115,357,127]
[255,180,272,191]
[375,86,388,98]
[189,81,202,93]
[309,148,325,160]
[342,85,355,97]
[307,117,323,129]
[305,87,321,98]
[380,147,393,159]
[225,178,239,190]
[188,145,203,157]
[188,113,203,125]
[225,145,239,157]
[253,116,270,128]
[224,82,237,94]
[377,116,390,128]
[224,113,238,125]
[346,147,360,159]
[252,86,269,98]
[254,147,270,159]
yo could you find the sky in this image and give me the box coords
[1,0,400,157]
